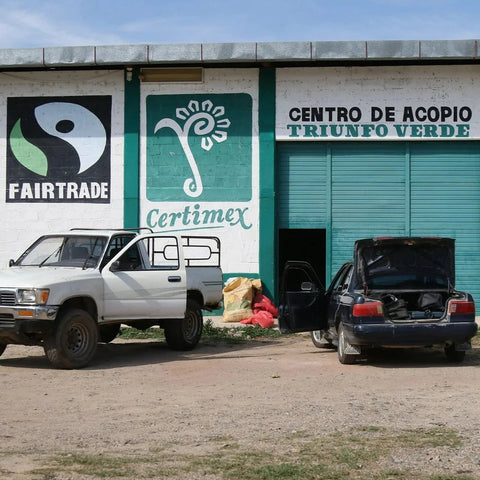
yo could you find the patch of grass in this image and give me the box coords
[119,327,165,340]
[29,426,471,480]
[202,319,282,342]
[118,319,282,342]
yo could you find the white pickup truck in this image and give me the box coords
[0,229,223,368]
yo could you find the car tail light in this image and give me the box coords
[448,300,475,316]
[353,301,384,317]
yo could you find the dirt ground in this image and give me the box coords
[0,320,479,479]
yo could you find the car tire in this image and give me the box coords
[337,323,357,365]
[98,323,121,343]
[444,343,466,363]
[164,299,203,351]
[44,308,98,369]
[311,330,334,349]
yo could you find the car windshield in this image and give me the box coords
[16,235,108,268]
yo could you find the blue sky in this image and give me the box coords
[0,0,478,49]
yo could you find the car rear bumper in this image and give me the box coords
[346,321,478,347]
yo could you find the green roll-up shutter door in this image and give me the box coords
[331,143,407,272]
[277,141,480,301]
[410,142,480,301]
[277,144,328,229]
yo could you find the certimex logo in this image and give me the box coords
[146,93,252,203]
[154,99,231,198]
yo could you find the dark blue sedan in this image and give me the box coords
[279,237,478,364]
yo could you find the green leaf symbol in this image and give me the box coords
[10,118,48,176]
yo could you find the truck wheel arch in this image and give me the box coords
[57,297,98,323]
[187,290,204,310]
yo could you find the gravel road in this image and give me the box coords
[0,323,479,479]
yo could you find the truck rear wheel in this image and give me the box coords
[44,308,98,369]
[164,299,203,351]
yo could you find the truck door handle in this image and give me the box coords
[168,276,182,282]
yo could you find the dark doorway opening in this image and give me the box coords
[278,229,327,286]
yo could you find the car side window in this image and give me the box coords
[343,266,353,290]
[331,265,353,292]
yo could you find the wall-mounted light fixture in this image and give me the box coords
[126,67,133,82]
[139,67,203,83]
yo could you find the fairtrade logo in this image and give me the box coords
[6,96,111,203]
[9,102,107,177]
[153,99,231,198]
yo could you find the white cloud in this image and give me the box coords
[0,8,122,48]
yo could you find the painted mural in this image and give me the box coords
[6,96,111,203]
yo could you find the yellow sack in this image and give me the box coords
[222,277,262,323]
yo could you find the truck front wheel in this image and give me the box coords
[164,299,203,351]
[44,308,99,369]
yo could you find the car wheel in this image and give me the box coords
[44,308,98,369]
[337,323,357,365]
[98,323,121,343]
[311,330,334,349]
[444,343,466,363]
[164,299,203,351]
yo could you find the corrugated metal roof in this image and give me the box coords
[0,39,478,69]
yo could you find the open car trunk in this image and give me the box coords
[369,290,450,321]
[354,237,455,322]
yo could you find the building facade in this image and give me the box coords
[1,40,480,302]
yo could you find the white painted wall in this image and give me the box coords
[139,68,260,274]
[276,65,480,141]
[0,70,124,265]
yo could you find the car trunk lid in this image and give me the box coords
[354,237,455,292]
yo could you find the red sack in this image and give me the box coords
[252,294,278,317]
[240,311,275,329]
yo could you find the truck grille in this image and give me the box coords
[0,292,16,306]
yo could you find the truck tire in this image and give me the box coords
[164,299,203,351]
[98,323,121,343]
[43,308,98,369]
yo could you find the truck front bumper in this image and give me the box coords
[0,305,59,343]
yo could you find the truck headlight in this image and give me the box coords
[17,289,50,305]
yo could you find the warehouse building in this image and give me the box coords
[1,40,480,301]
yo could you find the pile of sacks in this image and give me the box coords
[222,277,278,328]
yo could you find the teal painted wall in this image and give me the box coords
[123,68,140,228]
[258,68,276,299]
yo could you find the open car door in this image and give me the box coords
[278,261,328,333]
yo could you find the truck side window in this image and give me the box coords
[117,244,143,271]
[142,236,180,270]
[101,234,136,268]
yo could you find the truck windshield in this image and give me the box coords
[16,235,108,268]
